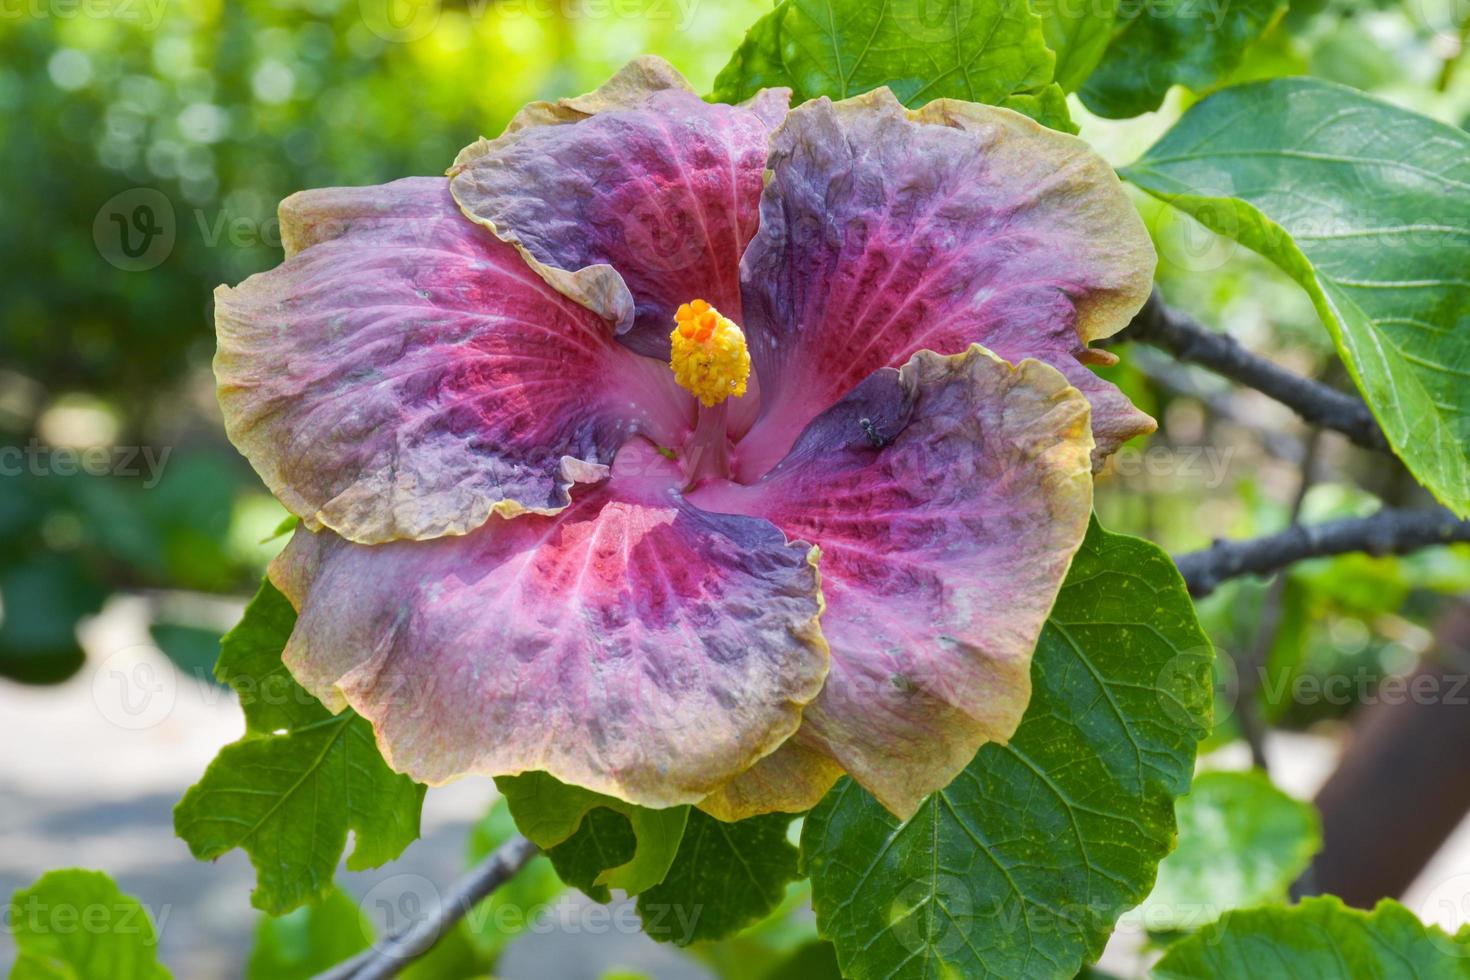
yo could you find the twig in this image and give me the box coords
[1113,292,1390,453]
[315,835,540,980]
[1175,506,1470,598]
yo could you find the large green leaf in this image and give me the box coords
[211,576,321,734]
[1139,770,1320,931]
[545,807,641,903]
[173,580,425,915]
[997,82,1077,134]
[10,869,170,980]
[712,3,790,100]
[637,810,800,946]
[496,771,688,898]
[712,0,1065,128]
[1033,0,1117,91]
[801,519,1213,979]
[1123,79,1470,517]
[1152,896,1470,977]
[1080,0,1285,117]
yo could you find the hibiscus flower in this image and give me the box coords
[214,57,1155,820]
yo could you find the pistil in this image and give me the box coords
[668,299,750,486]
[683,399,732,485]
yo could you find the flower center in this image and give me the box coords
[670,299,750,408]
[669,300,750,487]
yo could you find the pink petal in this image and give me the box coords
[215,177,688,545]
[270,440,829,809]
[448,57,787,362]
[691,347,1095,819]
[735,89,1155,481]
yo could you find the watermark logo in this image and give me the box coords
[359,0,440,43]
[889,874,975,956]
[94,188,174,272]
[896,0,978,44]
[91,645,178,731]
[1418,872,1470,955]
[360,874,440,948]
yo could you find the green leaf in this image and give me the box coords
[173,580,425,915]
[1139,770,1320,931]
[712,0,1068,129]
[261,513,300,544]
[801,519,1213,978]
[496,771,688,897]
[998,83,1078,134]
[1080,0,1286,118]
[1152,896,1470,977]
[1033,0,1118,91]
[687,879,828,980]
[246,886,369,980]
[212,577,324,734]
[9,869,170,980]
[546,807,640,904]
[710,3,791,101]
[1123,79,1470,517]
[637,810,800,946]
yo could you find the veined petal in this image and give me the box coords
[690,347,1095,819]
[736,89,1155,481]
[449,56,788,360]
[269,440,829,809]
[215,177,688,545]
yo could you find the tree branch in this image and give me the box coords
[1114,292,1390,453]
[1175,506,1470,597]
[316,835,539,980]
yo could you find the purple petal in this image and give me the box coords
[215,177,689,544]
[690,346,1095,818]
[449,57,787,360]
[270,439,829,808]
[734,90,1155,481]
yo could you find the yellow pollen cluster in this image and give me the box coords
[670,299,750,408]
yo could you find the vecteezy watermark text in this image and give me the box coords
[0,0,169,29]
[2,894,171,939]
[1,440,171,488]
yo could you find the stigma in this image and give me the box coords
[670,300,750,408]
